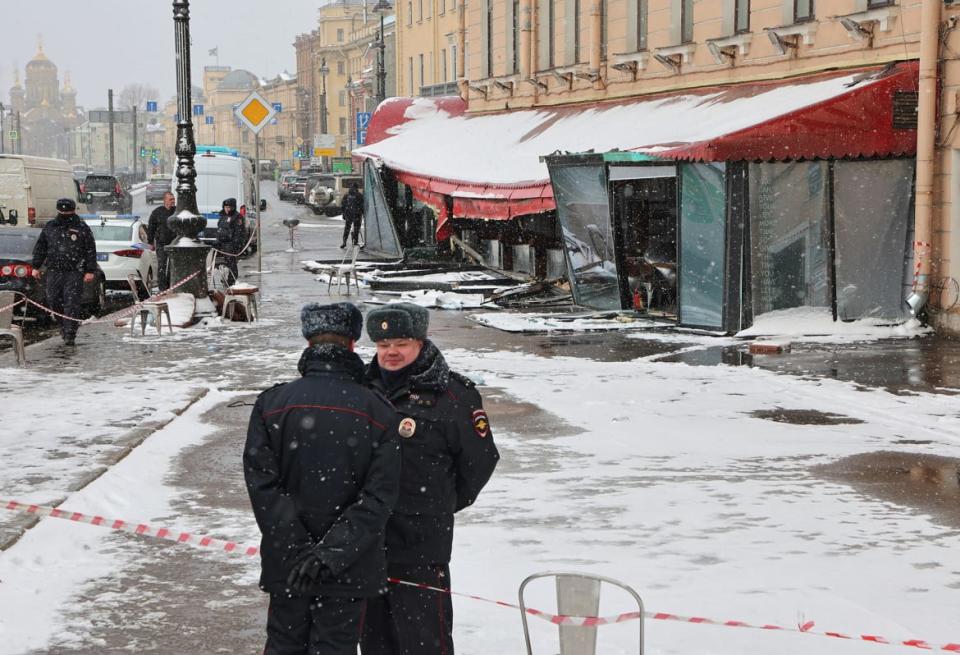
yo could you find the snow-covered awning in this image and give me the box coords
[355,61,918,232]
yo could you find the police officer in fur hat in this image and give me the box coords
[244,302,401,655]
[359,303,499,655]
[31,198,98,346]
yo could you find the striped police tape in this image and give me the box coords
[2,498,957,651]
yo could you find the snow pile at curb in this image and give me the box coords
[370,290,490,310]
[737,307,932,343]
[470,311,662,333]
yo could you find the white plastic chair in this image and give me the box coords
[126,274,173,335]
[519,571,644,655]
[0,291,26,366]
[327,244,361,295]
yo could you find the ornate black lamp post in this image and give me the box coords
[167,0,210,300]
[373,0,392,106]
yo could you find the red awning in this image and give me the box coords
[356,62,918,236]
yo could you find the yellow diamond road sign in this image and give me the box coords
[235,91,276,135]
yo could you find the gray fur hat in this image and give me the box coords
[300,302,363,341]
[366,302,429,341]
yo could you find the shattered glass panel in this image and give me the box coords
[834,159,913,321]
[363,161,403,258]
[550,164,621,309]
[680,163,726,329]
[749,162,830,317]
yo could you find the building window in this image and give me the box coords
[574,0,581,62]
[442,48,448,81]
[339,117,347,134]
[338,61,345,75]
[637,0,647,50]
[440,0,446,15]
[681,0,694,42]
[418,0,423,21]
[419,53,425,91]
[512,0,521,73]
[407,0,413,25]
[867,0,892,6]
[734,0,750,32]
[451,45,458,80]
[794,0,813,22]
[409,57,414,94]
[548,0,556,67]
[337,28,344,42]
[338,90,346,107]
[486,0,494,77]
[427,0,432,18]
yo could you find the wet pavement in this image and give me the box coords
[3,182,960,652]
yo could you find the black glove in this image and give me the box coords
[286,550,331,595]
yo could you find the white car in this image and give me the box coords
[82,215,158,298]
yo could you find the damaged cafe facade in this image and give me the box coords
[354,0,960,333]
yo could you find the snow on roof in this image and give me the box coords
[355,67,895,186]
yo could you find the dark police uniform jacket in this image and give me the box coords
[146,205,176,248]
[366,340,499,565]
[31,214,97,273]
[244,344,401,597]
[342,189,364,224]
[216,210,246,255]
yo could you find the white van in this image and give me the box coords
[0,155,85,228]
[172,151,256,246]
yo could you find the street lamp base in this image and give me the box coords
[167,242,211,299]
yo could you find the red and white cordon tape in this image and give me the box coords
[18,269,202,325]
[3,498,958,651]
[210,221,258,259]
[0,297,24,315]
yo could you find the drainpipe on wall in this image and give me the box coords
[589,0,602,79]
[908,0,941,317]
[520,0,533,80]
[457,2,467,98]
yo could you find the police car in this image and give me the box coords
[81,214,158,298]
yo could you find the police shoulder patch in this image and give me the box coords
[472,409,490,438]
[450,371,475,388]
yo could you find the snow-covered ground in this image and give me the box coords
[1,341,958,653]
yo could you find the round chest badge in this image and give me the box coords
[398,417,417,438]
[70,234,78,241]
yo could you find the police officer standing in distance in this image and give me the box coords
[31,198,97,346]
[146,191,176,291]
[340,182,363,249]
[360,303,499,655]
[215,197,245,282]
[244,302,401,655]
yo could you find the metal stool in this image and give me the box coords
[222,285,259,321]
[519,571,644,655]
[130,302,174,336]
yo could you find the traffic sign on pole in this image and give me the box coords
[234,91,277,135]
[146,101,158,112]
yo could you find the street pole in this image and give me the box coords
[320,58,329,171]
[373,0,392,106]
[255,132,262,274]
[0,103,5,154]
[15,111,22,155]
[166,0,211,302]
[132,105,138,182]
[108,89,115,175]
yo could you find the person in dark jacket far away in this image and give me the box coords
[146,191,176,290]
[244,302,401,655]
[340,182,363,249]
[30,198,97,346]
[359,302,500,655]
[215,197,245,282]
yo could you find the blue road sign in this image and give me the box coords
[205,115,214,125]
[151,156,160,166]
[270,117,278,125]
[146,101,158,112]
[193,104,204,116]
[272,102,282,113]
[356,112,371,133]
[357,130,367,146]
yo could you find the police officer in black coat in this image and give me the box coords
[244,302,401,655]
[215,197,245,282]
[340,183,363,249]
[146,191,176,290]
[31,198,97,346]
[359,303,499,655]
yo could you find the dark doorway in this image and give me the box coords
[612,176,678,318]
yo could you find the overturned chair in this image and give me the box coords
[519,571,644,655]
[0,291,26,366]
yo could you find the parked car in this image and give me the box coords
[0,155,86,227]
[289,176,309,204]
[306,174,363,217]
[0,227,106,322]
[278,172,299,201]
[82,215,157,298]
[145,174,172,204]
[82,174,133,214]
